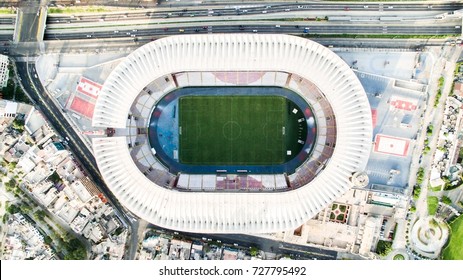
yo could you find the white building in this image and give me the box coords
[0,54,9,88]
[0,100,17,117]
[92,34,372,233]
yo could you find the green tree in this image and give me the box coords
[63,238,87,260]
[441,196,452,205]
[6,204,20,214]
[249,246,259,257]
[12,118,25,132]
[48,171,61,184]
[376,240,393,256]
[44,236,53,245]
[19,204,32,214]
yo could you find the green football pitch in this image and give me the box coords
[179,95,288,165]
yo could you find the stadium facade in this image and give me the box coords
[92,34,372,233]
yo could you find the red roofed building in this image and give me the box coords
[454,82,463,97]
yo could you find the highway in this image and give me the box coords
[42,24,461,41]
[46,2,463,24]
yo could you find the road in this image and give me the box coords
[45,2,463,24]
[43,24,461,41]
[149,224,338,260]
[13,1,46,42]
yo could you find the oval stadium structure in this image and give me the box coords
[92,34,372,233]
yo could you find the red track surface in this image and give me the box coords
[70,96,95,119]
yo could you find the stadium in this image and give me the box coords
[92,34,372,233]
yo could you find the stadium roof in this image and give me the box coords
[92,34,372,233]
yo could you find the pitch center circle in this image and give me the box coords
[223,121,242,141]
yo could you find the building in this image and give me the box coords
[92,34,372,233]
[0,54,9,88]
[0,100,17,118]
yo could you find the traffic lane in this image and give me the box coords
[17,9,41,42]
[149,224,337,260]
[0,19,14,25]
[0,35,12,41]
[45,2,463,25]
[10,37,445,56]
[44,24,461,40]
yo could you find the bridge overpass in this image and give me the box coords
[13,0,47,43]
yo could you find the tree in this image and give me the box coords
[376,240,393,256]
[48,171,61,184]
[19,204,32,214]
[44,236,53,245]
[12,118,25,132]
[441,196,452,205]
[249,246,259,257]
[34,210,46,221]
[6,204,20,214]
[63,238,87,260]
[8,162,17,171]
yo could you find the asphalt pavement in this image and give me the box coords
[149,224,338,260]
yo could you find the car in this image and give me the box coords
[388,6,393,9]
[239,25,245,30]
[303,27,310,33]
[132,29,137,32]
[195,29,199,32]
[262,11,267,14]
[114,30,119,33]
[428,5,433,9]
[252,29,258,33]
[344,7,350,11]
[284,9,290,12]
[202,26,208,30]
[190,14,195,17]
[179,29,185,32]
[86,34,92,38]
[275,25,280,28]
[131,34,136,37]
[364,5,369,8]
